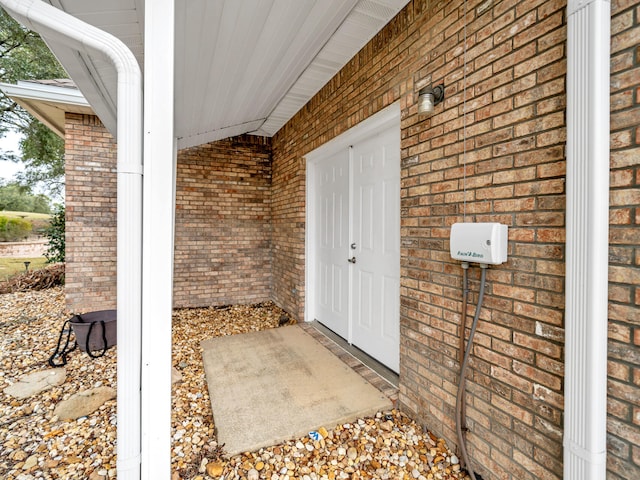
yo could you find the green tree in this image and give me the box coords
[0,8,67,195]
[0,181,51,213]
[44,203,64,263]
[15,120,65,196]
[31,193,51,214]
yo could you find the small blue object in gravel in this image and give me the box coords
[308,431,321,441]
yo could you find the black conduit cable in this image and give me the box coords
[455,264,488,480]
[459,262,470,431]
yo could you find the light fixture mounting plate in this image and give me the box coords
[418,83,445,105]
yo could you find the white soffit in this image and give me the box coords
[33,0,408,148]
[256,0,408,137]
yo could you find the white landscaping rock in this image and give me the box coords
[53,386,116,420]
[3,368,66,399]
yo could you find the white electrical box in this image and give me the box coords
[450,222,508,265]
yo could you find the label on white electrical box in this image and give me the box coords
[455,250,487,261]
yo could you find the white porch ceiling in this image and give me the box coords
[37,0,409,149]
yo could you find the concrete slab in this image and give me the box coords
[201,325,392,455]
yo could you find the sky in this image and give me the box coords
[0,130,24,182]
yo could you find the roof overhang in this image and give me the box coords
[30,0,409,149]
[0,79,93,137]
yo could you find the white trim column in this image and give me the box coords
[564,1,610,479]
[141,0,176,478]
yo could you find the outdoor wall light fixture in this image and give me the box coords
[418,84,445,116]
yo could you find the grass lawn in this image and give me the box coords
[0,256,48,281]
[1,211,51,221]
[1,210,52,236]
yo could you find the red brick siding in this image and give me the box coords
[64,113,118,312]
[400,2,568,479]
[607,1,640,478]
[173,136,272,308]
[270,137,306,321]
[273,1,637,478]
[65,120,273,311]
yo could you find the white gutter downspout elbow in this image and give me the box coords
[565,1,610,479]
[0,1,144,478]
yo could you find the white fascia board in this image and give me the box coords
[0,81,94,137]
[0,80,90,109]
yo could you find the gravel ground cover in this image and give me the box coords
[1,287,468,479]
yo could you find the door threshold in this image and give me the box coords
[306,320,399,388]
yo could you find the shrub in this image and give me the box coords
[0,216,32,241]
[44,204,65,263]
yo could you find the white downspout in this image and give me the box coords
[0,1,144,478]
[565,1,610,479]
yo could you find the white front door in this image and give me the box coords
[350,129,400,371]
[315,149,350,339]
[308,105,400,372]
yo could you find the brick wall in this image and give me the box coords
[65,113,118,312]
[173,135,272,308]
[607,1,640,478]
[400,1,568,478]
[270,132,306,321]
[65,119,273,312]
[272,0,639,479]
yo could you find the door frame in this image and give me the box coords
[305,102,400,331]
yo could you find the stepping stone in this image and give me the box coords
[53,386,116,420]
[3,368,66,399]
[171,367,183,384]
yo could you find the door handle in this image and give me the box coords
[348,257,356,264]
